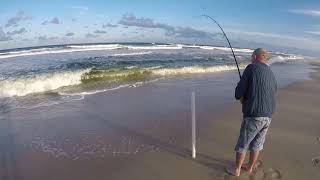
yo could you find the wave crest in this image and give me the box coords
[268,55,304,64]
[0,70,89,97]
[0,64,246,97]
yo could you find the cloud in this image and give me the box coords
[0,27,12,41]
[42,17,61,25]
[50,17,61,24]
[227,29,320,53]
[94,30,107,34]
[102,23,118,28]
[72,6,89,11]
[118,13,214,39]
[288,9,320,17]
[72,18,77,22]
[171,27,213,38]
[7,27,27,36]
[228,30,308,41]
[38,36,47,41]
[305,31,320,35]
[41,21,48,25]
[5,11,32,27]
[96,14,107,18]
[85,33,99,38]
[65,32,75,36]
[118,13,174,31]
[38,35,58,41]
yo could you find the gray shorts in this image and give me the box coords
[234,117,271,152]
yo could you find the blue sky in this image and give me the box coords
[1,0,320,55]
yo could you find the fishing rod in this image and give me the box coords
[201,15,242,79]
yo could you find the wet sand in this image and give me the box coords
[1,63,320,180]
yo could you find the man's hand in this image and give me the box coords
[240,97,244,104]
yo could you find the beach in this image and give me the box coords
[0,45,319,179]
[2,0,320,179]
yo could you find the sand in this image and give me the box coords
[1,63,320,180]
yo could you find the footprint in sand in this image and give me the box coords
[263,168,282,179]
[312,156,320,168]
[312,136,320,168]
[254,160,263,169]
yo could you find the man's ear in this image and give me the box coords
[252,54,256,62]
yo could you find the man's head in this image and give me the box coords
[251,48,268,63]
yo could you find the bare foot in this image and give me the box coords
[242,160,263,174]
[225,166,240,176]
[242,164,253,173]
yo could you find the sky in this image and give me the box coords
[1,0,320,56]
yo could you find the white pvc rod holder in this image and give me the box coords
[191,92,196,159]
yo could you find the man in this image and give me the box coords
[226,48,277,176]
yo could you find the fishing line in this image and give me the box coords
[201,15,242,79]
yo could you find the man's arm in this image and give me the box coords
[235,64,252,100]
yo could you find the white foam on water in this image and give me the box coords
[67,44,123,49]
[127,44,183,50]
[0,44,124,59]
[199,46,254,53]
[58,78,163,97]
[0,69,90,97]
[59,84,131,96]
[152,64,247,76]
[29,135,160,159]
[111,51,153,56]
[268,55,304,64]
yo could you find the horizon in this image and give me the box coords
[1,0,320,56]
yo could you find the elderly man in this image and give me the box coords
[226,48,277,176]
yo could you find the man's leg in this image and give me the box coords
[245,117,271,173]
[226,151,246,176]
[235,152,246,173]
[227,118,250,176]
[244,150,260,173]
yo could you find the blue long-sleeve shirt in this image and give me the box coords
[235,61,277,118]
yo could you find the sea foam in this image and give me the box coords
[0,70,89,97]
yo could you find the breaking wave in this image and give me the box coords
[268,55,304,64]
[0,64,247,98]
[0,70,89,97]
[111,51,153,56]
[199,46,254,53]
